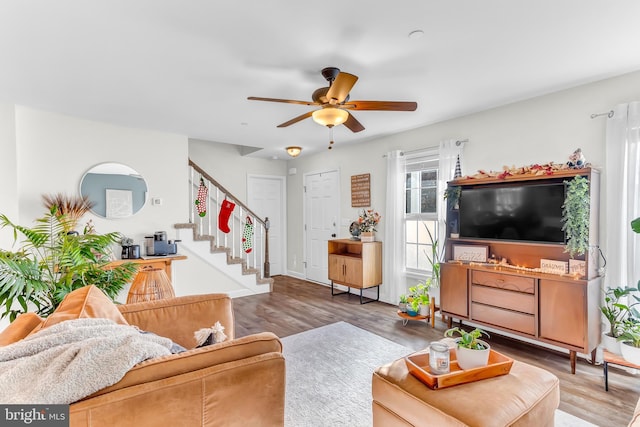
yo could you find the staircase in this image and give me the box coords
[174,160,273,294]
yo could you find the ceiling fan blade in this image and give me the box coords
[248,96,317,106]
[277,111,314,128]
[343,100,418,111]
[326,72,358,104]
[343,112,365,133]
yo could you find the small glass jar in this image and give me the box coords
[429,342,450,374]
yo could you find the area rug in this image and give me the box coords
[281,321,597,427]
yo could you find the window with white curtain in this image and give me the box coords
[404,150,439,274]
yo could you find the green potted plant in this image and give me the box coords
[445,326,491,369]
[0,206,137,320]
[422,224,444,289]
[600,283,640,354]
[405,297,418,317]
[561,175,590,258]
[398,294,408,313]
[408,280,432,316]
[444,186,462,210]
[617,318,640,365]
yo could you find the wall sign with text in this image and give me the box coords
[351,174,371,207]
[452,245,489,262]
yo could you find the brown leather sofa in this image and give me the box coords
[1,292,285,427]
[73,294,285,427]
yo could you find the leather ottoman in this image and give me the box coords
[372,358,559,427]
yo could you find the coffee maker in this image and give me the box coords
[120,237,141,259]
[145,231,179,256]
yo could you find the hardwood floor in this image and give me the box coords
[233,276,639,427]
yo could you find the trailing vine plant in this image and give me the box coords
[561,175,590,258]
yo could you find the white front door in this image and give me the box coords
[304,170,339,284]
[247,174,286,276]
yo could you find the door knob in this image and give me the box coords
[331,233,336,237]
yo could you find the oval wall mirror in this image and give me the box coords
[80,162,148,219]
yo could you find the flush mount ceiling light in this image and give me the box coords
[311,107,349,127]
[286,146,302,157]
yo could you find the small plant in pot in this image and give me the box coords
[600,282,640,354]
[405,298,418,317]
[445,327,491,370]
[617,318,640,366]
[408,281,431,317]
[398,295,408,313]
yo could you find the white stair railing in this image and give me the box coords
[188,159,270,279]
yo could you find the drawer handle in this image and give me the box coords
[496,279,505,283]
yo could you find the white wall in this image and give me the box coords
[188,139,288,201]
[0,103,17,249]
[4,106,258,306]
[286,70,640,304]
[14,106,188,241]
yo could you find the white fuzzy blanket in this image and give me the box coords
[0,318,173,404]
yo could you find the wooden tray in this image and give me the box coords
[405,347,513,390]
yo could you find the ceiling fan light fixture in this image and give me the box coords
[286,146,302,157]
[312,108,349,127]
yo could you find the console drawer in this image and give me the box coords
[471,271,535,294]
[471,285,535,314]
[471,303,535,335]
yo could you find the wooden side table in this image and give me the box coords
[106,255,187,282]
[397,299,440,327]
[603,350,640,391]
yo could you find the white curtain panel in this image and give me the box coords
[605,102,640,289]
[383,150,405,305]
[438,140,466,248]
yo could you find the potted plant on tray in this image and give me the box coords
[600,283,640,354]
[445,327,491,370]
[617,318,640,365]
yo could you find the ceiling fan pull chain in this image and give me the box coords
[328,127,335,150]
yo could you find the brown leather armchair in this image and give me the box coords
[68,294,285,427]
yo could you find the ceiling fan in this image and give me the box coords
[248,67,417,149]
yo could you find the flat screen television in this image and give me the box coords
[458,183,566,243]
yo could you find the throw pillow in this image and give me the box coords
[194,321,228,348]
[0,313,43,346]
[30,285,128,335]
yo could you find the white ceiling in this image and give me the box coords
[1,1,640,159]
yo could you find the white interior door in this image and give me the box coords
[305,170,339,284]
[247,174,285,276]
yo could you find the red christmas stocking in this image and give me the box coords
[195,178,208,217]
[242,216,254,253]
[218,199,236,233]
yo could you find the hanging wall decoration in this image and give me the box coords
[351,173,371,207]
[218,199,236,233]
[242,216,254,253]
[195,178,208,217]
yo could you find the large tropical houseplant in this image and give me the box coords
[0,201,136,321]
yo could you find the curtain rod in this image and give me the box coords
[383,139,468,158]
[590,110,614,119]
